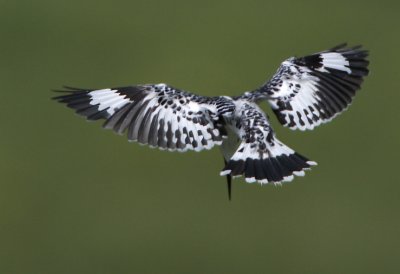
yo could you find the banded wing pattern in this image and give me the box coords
[259,44,369,130]
[53,84,232,152]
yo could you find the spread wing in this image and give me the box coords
[53,84,229,152]
[258,44,369,130]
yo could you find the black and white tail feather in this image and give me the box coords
[53,44,369,199]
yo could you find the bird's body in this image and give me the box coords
[54,44,369,197]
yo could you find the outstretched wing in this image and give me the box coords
[221,101,316,184]
[258,44,369,130]
[53,84,229,152]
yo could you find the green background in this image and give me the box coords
[1,0,399,273]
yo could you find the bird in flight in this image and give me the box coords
[54,43,369,199]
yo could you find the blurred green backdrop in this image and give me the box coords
[1,0,399,273]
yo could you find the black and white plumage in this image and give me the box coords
[54,44,369,198]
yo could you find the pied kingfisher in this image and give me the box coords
[54,44,369,199]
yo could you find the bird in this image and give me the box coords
[53,43,369,199]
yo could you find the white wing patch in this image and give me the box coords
[317,52,351,74]
[89,89,131,115]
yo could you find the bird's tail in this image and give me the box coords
[220,138,317,184]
